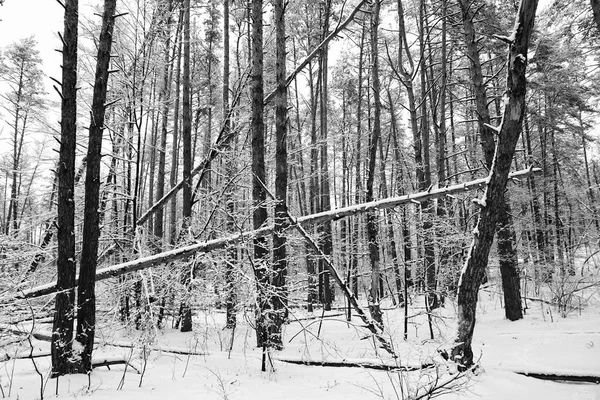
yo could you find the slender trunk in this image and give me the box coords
[180,0,193,333]
[155,0,175,248]
[223,0,237,330]
[170,8,184,245]
[418,0,437,310]
[318,0,333,311]
[352,20,366,300]
[366,0,383,326]
[271,0,287,348]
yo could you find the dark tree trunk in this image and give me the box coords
[591,0,600,33]
[271,0,288,348]
[223,0,237,330]
[251,0,270,348]
[451,0,538,368]
[75,0,117,373]
[180,0,193,333]
[318,0,333,311]
[155,0,175,249]
[170,8,184,246]
[366,0,383,327]
[458,0,523,321]
[352,20,367,301]
[52,0,78,377]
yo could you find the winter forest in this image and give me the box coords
[0,0,599,398]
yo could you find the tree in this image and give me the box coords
[458,0,523,321]
[51,0,78,377]
[271,0,288,348]
[451,0,539,369]
[250,0,270,349]
[180,0,193,333]
[366,0,383,327]
[75,0,117,373]
[0,37,44,237]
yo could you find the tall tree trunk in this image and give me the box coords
[52,0,78,377]
[170,9,184,245]
[180,0,193,333]
[352,19,367,300]
[251,0,269,348]
[418,0,437,310]
[75,0,117,373]
[271,0,287,348]
[318,0,333,311]
[366,0,383,327]
[155,0,175,249]
[223,0,237,330]
[451,0,538,368]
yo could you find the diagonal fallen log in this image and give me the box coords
[134,1,369,232]
[13,167,540,300]
[282,210,397,357]
[275,356,434,372]
[131,1,368,235]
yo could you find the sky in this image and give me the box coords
[0,0,64,93]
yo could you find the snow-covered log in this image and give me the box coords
[275,356,434,372]
[514,369,600,384]
[14,167,539,301]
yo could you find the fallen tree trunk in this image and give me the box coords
[275,356,434,372]
[13,167,540,301]
[132,0,369,232]
[514,370,600,384]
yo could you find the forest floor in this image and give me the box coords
[1,285,599,400]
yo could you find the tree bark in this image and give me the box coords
[75,0,117,373]
[52,0,78,377]
[222,0,237,330]
[271,0,288,348]
[451,0,538,369]
[251,0,269,348]
[180,0,193,333]
[458,0,523,321]
[366,0,383,327]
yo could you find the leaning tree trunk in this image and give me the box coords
[451,0,538,369]
[75,0,117,373]
[52,0,78,378]
[458,0,523,321]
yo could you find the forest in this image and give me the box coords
[0,0,599,398]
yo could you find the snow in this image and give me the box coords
[472,197,487,208]
[2,290,598,400]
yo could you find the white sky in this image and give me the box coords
[0,0,64,93]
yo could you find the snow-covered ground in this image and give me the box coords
[1,288,599,399]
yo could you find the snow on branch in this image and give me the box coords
[13,167,540,301]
